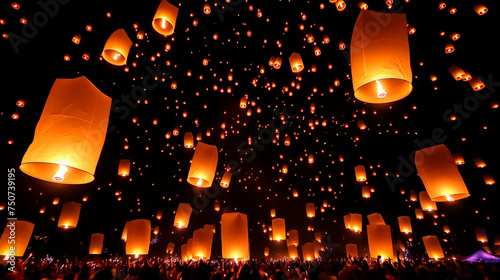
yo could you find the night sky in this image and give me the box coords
[1,0,499,260]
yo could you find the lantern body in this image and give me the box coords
[118,159,130,176]
[306,203,315,218]
[220,171,232,188]
[346,244,358,259]
[102,29,132,66]
[192,227,214,260]
[58,202,82,228]
[475,228,488,243]
[270,209,276,218]
[187,142,218,188]
[287,230,299,247]
[121,221,130,241]
[367,213,385,225]
[288,245,298,259]
[301,242,317,261]
[362,186,371,198]
[181,244,190,261]
[355,165,367,181]
[0,220,34,256]
[174,203,193,228]
[89,233,104,254]
[367,224,393,260]
[350,213,362,232]
[314,231,322,243]
[397,216,412,234]
[415,144,469,201]
[152,0,179,36]
[20,77,111,184]
[184,132,194,148]
[351,10,412,103]
[166,242,175,254]
[344,214,351,229]
[221,212,249,260]
[415,209,424,219]
[419,191,437,211]
[422,235,444,259]
[272,218,286,241]
[125,219,151,256]
[289,52,304,73]
[264,247,269,256]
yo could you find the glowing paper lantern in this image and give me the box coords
[272,218,286,241]
[354,165,367,182]
[415,144,469,201]
[367,225,393,260]
[220,171,232,188]
[474,4,488,15]
[301,242,317,261]
[346,244,358,259]
[118,159,130,177]
[422,235,444,259]
[192,227,214,260]
[125,219,151,256]
[102,29,132,66]
[350,213,362,232]
[289,52,304,73]
[174,203,192,229]
[367,213,385,225]
[187,142,218,188]
[152,0,179,36]
[415,209,424,219]
[20,77,111,184]
[398,216,412,234]
[121,221,130,241]
[166,242,175,254]
[351,10,412,103]
[270,209,276,218]
[314,231,322,243]
[476,228,488,243]
[287,230,299,247]
[181,244,189,261]
[362,186,371,198]
[483,174,495,185]
[344,214,351,230]
[58,202,81,229]
[264,247,269,256]
[288,245,298,259]
[306,203,315,218]
[89,233,104,254]
[221,212,249,260]
[443,225,451,234]
[449,65,466,80]
[453,153,465,165]
[419,191,437,211]
[473,157,486,168]
[184,132,194,148]
[0,220,34,256]
[469,76,485,91]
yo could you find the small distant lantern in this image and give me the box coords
[118,159,131,177]
[58,202,82,229]
[419,191,437,211]
[289,52,304,73]
[220,171,232,188]
[166,242,175,254]
[415,209,424,219]
[306,203,315,218]
[184,132,194,148]
[355,165,367,182]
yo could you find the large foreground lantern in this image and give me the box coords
[174,203,193,229]
[102,29,133,66]
[0,220,34,257]
[415,144,469,201]
[221,212,249,260]
[367,224,393,261]
[20,77,111,184]
[152,0,179,36]
[192,227,214,260]
[272,218,286,241]
[187,142,218,188]
[58,202,82,228]
[125,219,151,256]
[422,235,444,259]
[351,10,412,103]
[89,233,104,254]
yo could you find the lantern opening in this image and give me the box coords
[53,165,68,182]
[376,80,387,98]
[445,194,454,202]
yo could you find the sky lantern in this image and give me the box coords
[118,159,130,176]
[20,77,111,184]
[153,226,160,235]
[398,216,412,234]
[335,0,346,11]
[288,245,298,259]
[346,244,358,259]
[270,209,276,218]
[362,186,371,198]
[474,4,488,15]
[184,132,194,148]
[89,233,104,254]
[125,219,151,257]
[415,209,424,219]
[314,231,322,243]
[422,235,444,260]
[187,142,218,188]
[102,29,132,66]
[221,212,250,260]
[367,213,385,225]
[240,97,247,108]
[0,220,34,257]
[282,164,288,174]
[449,65,466,80]
[166,242,175,254]
[475,228,488,243]
[415,144,469,201]
[264,247,269,257]
[306,203,315,218]
[214,201,220,211]
[192,226,214,260]
[58,202,82,229]
[72,34,81,44]
[289,52,304,73]
[287,230,299,246]
[174,203,192,229]
[272,218,286,241]
[367,225,393,261]
[156,210,163,220]
[344,214,351,230]
[473,157,486,168]
[350,213,362,232]
[220,171,232,188]
[443,225,451,234]
[121,221,130,241]
[483,174,495,185]
[453,153,465,165]
[419,191,437,211]
[203,3,211,14]
[355,165,367,182]
[273,57,282,69]
[357,120,366,130]
[181,244,189,261]
[469,76,485,91]
[351,10,412,103]
[152,0,179,36]
[308,154,314,163]
[302,242,317,261]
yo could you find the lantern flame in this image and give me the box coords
[53,165,68,182]
[196,178,203,187]
[445,194,454,202]
[135,253,139,258]
[64,225,69,229]
[161,19,166,29]
[376,80,387,98]
[113,53,121,61]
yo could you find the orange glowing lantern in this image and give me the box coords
[180,243,189,261]
[357,120,366,130]
[287,230,299,246]
[335,0,346,11]
[344,214,351,230]
[240,97,247,108]
[174,203,192,229]
[350,213,362,232]
[415,144,469,201]
[72,34,81,44]
[187,142,218,188]
[355,165,367,182]
[16,98,26,107]
[306,203,315,218]
[473,157,486,168]
[272,218,286,241]
[367,225,393,260]
[102,29,132,66]
[474,4,488,15]
[166,242,175,254]
[419,191,437,211]
[118,159,130,177]
[152,0,179,36]
[192,227,214,260]
[203,3,211,14]
[292,189,298,197]
[220,171,232,188]
[288,245,298,259]
[476,228,488,243]
[289,52,304,73]
[346,243,358,259]
[422,235,444,259]
[214,201,220,212]
[415,209,424,219]
[221,212,249,260]
[308,154,314,163]
[264,247,269,256]
[449,65,466,80]
[20,77,111,184]
[270,209,276,218]
[358,2,368,10]
[453,153,465,165]
[367,213,385,225]
[469,76,485,91]
[184,132,194,148]
[483,174,495,185]
[0,220,34,257]
[89,233,104,254]
[362,186,371,198]
[443,225,450,234]
[156,210,163,220]
[398,216,412,234]
[302,242,317,260]
[282,164,288,174]
[273,57,282,69]
[351,10,412,103]
[121,221,130,241]
[125,219,151,256]
[58,202,82,229]
[444,43,455,53]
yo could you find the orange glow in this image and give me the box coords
[422,235,444,259]
[57,202,82,228]
[187,142,218,188]
[221,213,249,260]
[367,225,393,260]
[125,219,151,256]
[289,52,304,73]
[89,233,105,254]
[102,29,132,66]
[152,0,179,36]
